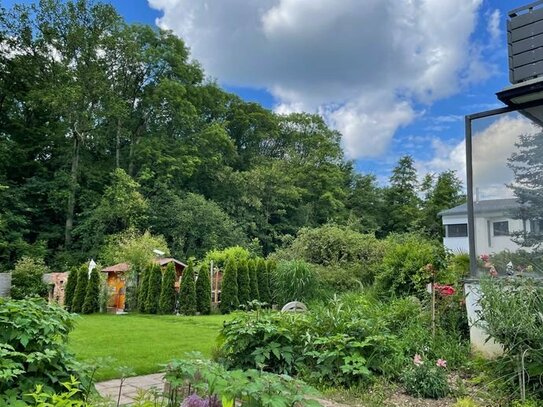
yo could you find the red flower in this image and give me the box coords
[434,284,456,296]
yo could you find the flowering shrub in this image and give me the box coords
[401,354,449,399]
[434,284,455,297]
[165,355,321,407]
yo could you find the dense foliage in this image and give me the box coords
[159,262,177,314]
[144,264,162,314]
[0,0,463,274]
[273,260,318,306]
[217,292,468,388]
[82,269,100,314]
[478,277,543,399]
[137,266,151,313]
[195,265,211,315]
[164,355,321,407]
[0,298,85,404]
[64,268,79,312]
[71,267,88,313]
[375,233,446,297]
[220,259,239,314]
[179,260,197,315]
[402,355,449,399]
[9,256,49,300]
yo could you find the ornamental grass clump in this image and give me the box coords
[402,354,449,399]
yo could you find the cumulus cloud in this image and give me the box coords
[148,0,487,159]
[416,114,539,198]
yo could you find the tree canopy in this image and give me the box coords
[0,1,464,271]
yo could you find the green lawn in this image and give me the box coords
[68,313,229,381]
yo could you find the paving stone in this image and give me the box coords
[95,373,167,406]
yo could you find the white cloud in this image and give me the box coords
[149,0,487,159]
[416,114,539,198]
[487,9,501,43]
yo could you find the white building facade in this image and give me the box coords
[439,199,530,255]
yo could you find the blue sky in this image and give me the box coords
[2,0,531,184]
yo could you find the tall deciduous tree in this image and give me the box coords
[76,169,148,254]
[179,260,196,315]
[148,191,245,259]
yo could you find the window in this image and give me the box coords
[530,219,543,235]
[493,221,509,236]
[446,224,468,238]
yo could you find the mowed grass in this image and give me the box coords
[68,313,230,381]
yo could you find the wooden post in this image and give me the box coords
[215,267,219,303]
[210,260,214,304]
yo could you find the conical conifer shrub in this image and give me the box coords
[219,259,239,314]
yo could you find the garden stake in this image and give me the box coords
[430,264,436,338]
[520,348,528,402]
[431,281,436,338]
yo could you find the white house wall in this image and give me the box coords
[442,215,470,253]
[442,212,527,256]
[475,212,525,256]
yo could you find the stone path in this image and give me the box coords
[95,373,165,405]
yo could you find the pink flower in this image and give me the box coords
[436,359,447,368]
[480,254,490,262]
[489,266,498,277]
[413,354,423,366]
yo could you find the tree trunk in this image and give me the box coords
[128,135,135,177]
[116,118,121,169]
[128,122,143,177]
[65,134,81,248]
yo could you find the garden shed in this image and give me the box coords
[102,258,187,312]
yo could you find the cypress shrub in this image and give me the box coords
[159,262,177,314]
[179,260,196,315]
[71,266,88,313]
[64,267,79,312]
[256,258,270,306]
[219,259,239,314]
[237,259,250,307]
[138,266,150,313]
[195,265,211,315]
[145,264,162,314]
[266,259,277,306]
[82,269,100,314]
[248,259,259,301]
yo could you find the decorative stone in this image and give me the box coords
[281,301,307,312]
